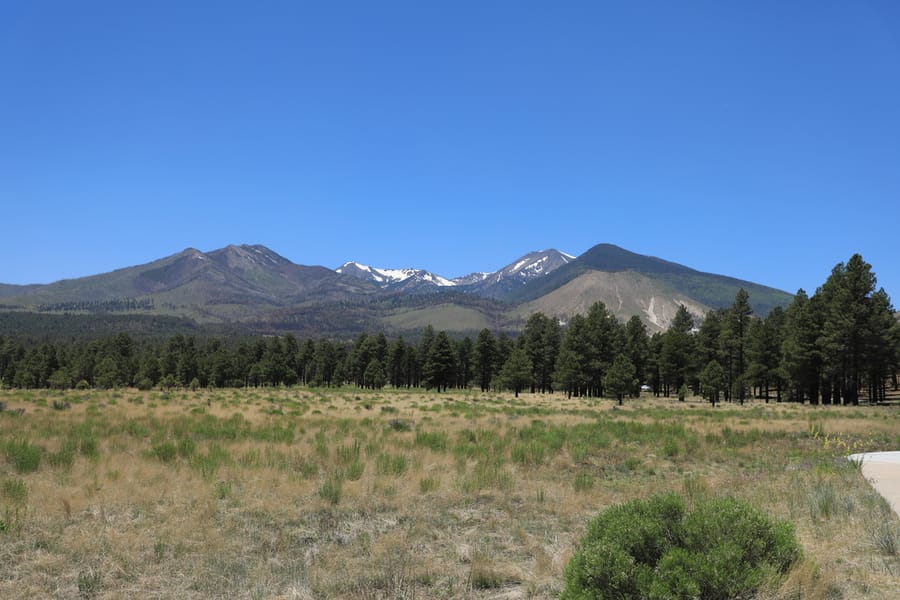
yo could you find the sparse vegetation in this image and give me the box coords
[0,386,896,598]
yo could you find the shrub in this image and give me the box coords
[562,492,801,600]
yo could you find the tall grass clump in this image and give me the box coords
[459,459,513,494]
[5,439,42,474]
[376,452,408,476]
[414,430,448,452]
[562,492,801,600]
[150,442,178,463]
[1,478,28,505]
[318,474,343,505]
[336,440,361,465]
[47,440,76,470]
[191,443,231,478]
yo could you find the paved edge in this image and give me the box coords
[848,452,900,519]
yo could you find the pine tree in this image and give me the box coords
[499,344,533,398]
[661,305,695,397]
[699,359,726,407]
[623,315,649,396]
[523,312,561,393]
[728,289,753,404]
[364,357,387,389]
[603,354,636,405]
[780,289,821,403]
[556,314,592,397]
[818,254,898,404]
[424,331,456,392]
[473,328,496,392]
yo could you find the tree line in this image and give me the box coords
[0,254,897,405]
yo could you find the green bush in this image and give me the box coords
[562,492,801,600]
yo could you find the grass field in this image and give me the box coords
[0,387,898,599]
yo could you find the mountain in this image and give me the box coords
[512,243,793,329]
[459,249,575,299]
[336,249,574,299]
[0,242,793,337]
[336,262,455,292]
[1,244,375,320]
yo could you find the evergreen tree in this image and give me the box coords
[747,307,785,402]
[623,315,649,396]
[298,339,316,385]
[494,332,513,386]
[603,354,636,405]
[585,302,622,397]
[499,344,533,398]
[695,308,727,388]
[364,357,387,389]
[699,359,726,407]
[555,314,592,397]
[424,331,456,392]
[388,337,408,388]
[456,336,473,389]
[728,289,753,403]
[661,305,695,397]
[473,328,496,392]
[818,254,899,404]
[646,332,664,396]
[780,289,822,403]
[522,312,560,393]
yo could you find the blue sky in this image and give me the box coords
[2,1,899,301]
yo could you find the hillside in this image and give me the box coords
[0,242,793,338]
[512,243,792,319]
[519,270,709,331]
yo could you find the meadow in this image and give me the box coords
[0,387,898,599]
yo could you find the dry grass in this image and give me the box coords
[0,387,898,599]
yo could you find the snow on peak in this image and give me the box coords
[336,262,456,287]
[337,248,576,290]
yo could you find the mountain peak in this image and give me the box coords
[336,262,456,289]
[208,244,291,269]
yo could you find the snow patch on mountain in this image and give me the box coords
[337,262,456,289]
[336,248,574,297]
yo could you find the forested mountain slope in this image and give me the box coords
[0,242,792,336]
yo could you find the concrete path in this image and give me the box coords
[848,451,900,519]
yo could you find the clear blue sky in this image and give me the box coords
[2,1,899,300]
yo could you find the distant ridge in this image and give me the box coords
[0,242,793,336]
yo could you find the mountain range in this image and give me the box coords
[0,243,793,338]
[336,249,575,297]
